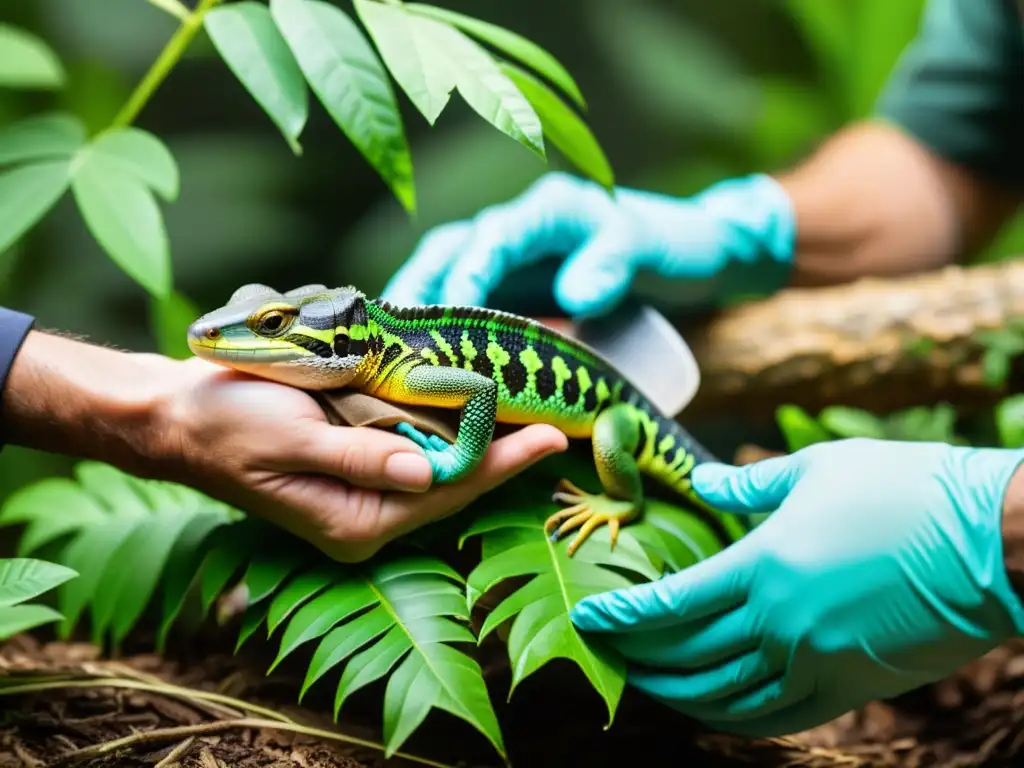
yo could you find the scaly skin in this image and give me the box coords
[187,283,748,556]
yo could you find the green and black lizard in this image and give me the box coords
[187,283,747,555]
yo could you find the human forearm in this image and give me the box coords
[776,121,1021,288]
[0,330,181,479]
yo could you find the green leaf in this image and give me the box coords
[997,395,1024,449]
[236,599,271,651]
[0,113,85,167]
[405,3,586,109]
[242,544,314,604]
[0,23,65,90]
[410,18,544,161]
[271,0,415,212]
[204,2,308,154]
[70,145,171,298]
[982,349,1011,388]
[0,558,77,608]
[0,604,64,639]
[266,565,336,636]
[0,160,70,255]
[282,556,502,758]
[817,406,887,440]
[500,62,612,189]
[89,128,180,201]
[884,404,959,443]
[463,516,645,726]
[775,404,833,451]
[784,0,849,88]
[351,0,455,125]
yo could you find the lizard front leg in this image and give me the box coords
[545,402,644,556]
[392,366,498,484]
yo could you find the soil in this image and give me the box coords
[2,624,1024,768]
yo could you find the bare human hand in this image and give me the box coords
[2,331,568,564]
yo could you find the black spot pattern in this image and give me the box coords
[466,328,491,377]
[562,375,580,406]
[503,359,527,397]
[333,336,348,357]
[347,338,369,357]
[535,366,557,401]
[583,384,599,411]
[436,325,464,366]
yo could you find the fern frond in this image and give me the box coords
[0,558,77,639]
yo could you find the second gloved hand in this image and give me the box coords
[570,438,1024,737]
[381,171,796,316]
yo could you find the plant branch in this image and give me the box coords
[53,718,455,767]
[111,0,221,129]
[144,0,191,22]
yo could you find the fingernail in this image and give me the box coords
[385,452,433,491]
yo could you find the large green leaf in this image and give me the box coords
[817,406,887,440]
[462,504,661,727]
[0,112,84,167]
[204,2,309,154]
[70,145,171,298]
[150,290,201,360]
[500,61,612,189]
[352,0,455,125]
[405,3,585,109]
[415,19,544,161]
[271,0,415,212]
[0,559,76,608]
[0,23,65,90]
[88,128,179,201]
[0,160,70,255]
[775,404,833,452]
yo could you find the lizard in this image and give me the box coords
[186,282,750,556]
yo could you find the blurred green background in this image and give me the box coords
[3,0,1024,497]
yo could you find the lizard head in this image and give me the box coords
[187,283,371,390]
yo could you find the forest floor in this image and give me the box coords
[1,626,1024,768]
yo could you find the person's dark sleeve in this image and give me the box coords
[875,0,1024,190]
[0,306,35,454]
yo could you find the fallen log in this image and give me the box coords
[681,258,1024,420]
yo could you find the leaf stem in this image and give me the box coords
[111,0,222,129]
[144,0,191,22]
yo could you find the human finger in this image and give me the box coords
[376,423,569,539]
[690,454,802,514]
[627,648,778,709]
[439,173,610,307]
[269,421,433,493]
[553,221,642,318]
[608,606,759,669]
[570,536,757,633]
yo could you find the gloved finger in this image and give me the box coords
[570,534,755,633]
[689,670,809,724]
[699,694,833,739]
[380,221,473,305]
[553,220,642,318]
[626,648,778,708]
[439,174,608,306]
[607,605,758,669]
[690,454,802,513]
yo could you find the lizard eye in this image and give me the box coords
[253,308,294,337]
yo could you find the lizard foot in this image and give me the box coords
[395,422,463,483]
[544,478,638,557]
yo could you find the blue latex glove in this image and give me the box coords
[381,171,796,316]
[570,438,1024,737]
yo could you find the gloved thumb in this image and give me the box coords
[554,222,641,317]
[691,454,801,514]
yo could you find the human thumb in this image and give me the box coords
[691,454,801,514]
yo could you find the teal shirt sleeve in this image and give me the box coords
[875,0,1024,190]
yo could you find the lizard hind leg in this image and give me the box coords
[544,403,644,557]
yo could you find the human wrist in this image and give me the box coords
[1,330,186,480]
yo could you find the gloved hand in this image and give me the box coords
[381,171,796,317]
[569,438,1024,737]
